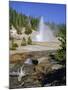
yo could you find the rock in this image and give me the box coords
[10,53,28,63]
[52,64,63,70]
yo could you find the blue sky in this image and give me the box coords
[9,1,66,24]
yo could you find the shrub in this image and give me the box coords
[10,46,16,50]
[10,42,18,50]
[21,37,26,46]
[12,43,18,48]
[25,26,32,35]
[50,25,66,65]
[27,36,32,45]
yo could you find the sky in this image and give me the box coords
[9,1,66,24]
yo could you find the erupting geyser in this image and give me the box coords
[32,16,56,42]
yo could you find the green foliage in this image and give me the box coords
[9,8,39,33]
[58,25,66,49]
[10,46,16,50]
[25,26,32,35]
[21,37,26,46]
[54,25,66,65]
[27,36,32,45]
[30,17,39,30]
[10,38,18,50]
[12,43,18,48]
[9,8,26,34]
